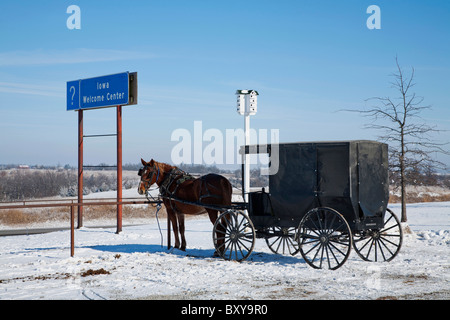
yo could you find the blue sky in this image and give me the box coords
[0,0,449,169]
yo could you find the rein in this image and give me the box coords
[138,164,164,247]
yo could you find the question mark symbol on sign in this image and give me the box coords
[70,86,75,105]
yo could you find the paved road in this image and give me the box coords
[0,227,71,236]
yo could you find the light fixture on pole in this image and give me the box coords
[236,89,258,203]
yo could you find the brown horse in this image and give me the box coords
[137,159,232,253]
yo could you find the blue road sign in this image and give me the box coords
[67,72,130,111]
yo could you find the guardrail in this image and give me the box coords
[0,198,159,257]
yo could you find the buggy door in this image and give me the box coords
[270,143,317,225]
[316,143,355,224]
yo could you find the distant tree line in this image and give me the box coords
[1,163,446,202]
[0,170,76,201]
[390,166,450,189]
[0,169,138,201]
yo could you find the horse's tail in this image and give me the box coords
[221,176,233,206]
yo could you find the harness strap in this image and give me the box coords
[198,177,223,202]
[159,168,195,215]
[159,168,190,196]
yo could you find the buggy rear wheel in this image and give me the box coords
[213,210,255,262]
[297,207,352,270]
[353,208,403,262]
[265,226,300,256]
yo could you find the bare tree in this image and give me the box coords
[344,57,448,223]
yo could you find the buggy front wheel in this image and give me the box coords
[297,207,352,270]
[213,210,256,262]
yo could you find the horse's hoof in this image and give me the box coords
[213,251,221,258]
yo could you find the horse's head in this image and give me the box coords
[137,158,159,195]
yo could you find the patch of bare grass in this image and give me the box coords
[0,204,163,227]
[0,209,36,225]
[389,193,450,203]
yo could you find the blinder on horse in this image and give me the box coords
[138,165,160,193]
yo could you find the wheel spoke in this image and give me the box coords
[303,239,321,256]
[377,237,395,259]
[328,239,349,257]
[379,234,401,247]
[327,243,341,267]
[364,238,375,260]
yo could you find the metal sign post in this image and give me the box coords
[236,90,258,204]
[78,110,83,228]
[67,72,137,233]
[244,114,250,203]
[116,105,122,233]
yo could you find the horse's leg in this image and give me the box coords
[177,213,186,251]
[167,207,180,249]
[207,209,218,225]
[207,209,224,257]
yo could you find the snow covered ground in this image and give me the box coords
[0,196,448,300]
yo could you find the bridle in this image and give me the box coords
[138,164,160,199]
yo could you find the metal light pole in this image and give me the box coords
[236,90,258,203]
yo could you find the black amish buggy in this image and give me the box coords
[211,140,402,270]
